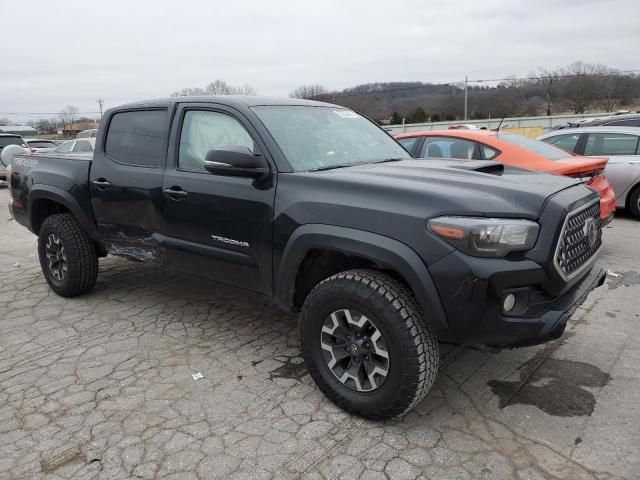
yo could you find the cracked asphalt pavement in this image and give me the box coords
[0,186,639,480]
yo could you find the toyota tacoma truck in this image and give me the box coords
[7,96,606,420]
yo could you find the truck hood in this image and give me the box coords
[298,158,585,219]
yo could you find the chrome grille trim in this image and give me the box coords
[553,198,602,282]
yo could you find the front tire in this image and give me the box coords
[300,269,439,420]
[629,185,640,220]
[38,213,98,297]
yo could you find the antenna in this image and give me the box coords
[496,115,505,133]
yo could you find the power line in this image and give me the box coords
[0,111,101,115]
[2,68,640,115]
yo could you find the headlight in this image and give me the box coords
[428,216,539,257]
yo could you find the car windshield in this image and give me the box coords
[0,137,25,148]
[252,106,410,171]
[497,133,571,160]
[54,141,75,153]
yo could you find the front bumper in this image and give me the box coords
[428,251,606,348]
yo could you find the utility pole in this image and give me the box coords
[463,76,468,121]
[97,99,104,118]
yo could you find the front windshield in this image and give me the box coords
[498,133,571,160]
[252,106,411,171]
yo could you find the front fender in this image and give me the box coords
[275,224,448,333]
[28,185,100,241]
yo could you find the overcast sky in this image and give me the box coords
[1,0,639,122]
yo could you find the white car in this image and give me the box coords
[53,138,96,154]
[538,126,640,219]
[0,134,27,181]
[25,138,58,152]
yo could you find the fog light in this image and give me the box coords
[503,294,516,312]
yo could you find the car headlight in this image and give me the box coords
[428,216,539,257]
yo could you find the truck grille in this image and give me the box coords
[554,199,602,281]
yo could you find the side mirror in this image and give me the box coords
[204,147,269,179]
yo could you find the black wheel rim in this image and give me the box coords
[320,309,390,392]
[45,233,67,281]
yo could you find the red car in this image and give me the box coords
[395,130,615,224]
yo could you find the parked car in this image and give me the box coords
[539,127,640,219]
[395,130,616,224]
[53,138,96,154]
[8,96,605,420]
[0,133,27,180]
[76,129,98,139]
[25,138,58,152]
[568,113,640,129]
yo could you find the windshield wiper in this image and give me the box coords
[309,163,361,172]
[373,157,405,164]
[309,158,406,172]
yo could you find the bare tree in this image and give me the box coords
[235,83,257,95]
[531,67,560,116]
[0,118,11,126]
[560,62,603,114]
[59,105,79,129]
[171,87,206,97]
[171,80,258,97]
[290,85,330,99]
[204,80,236,95]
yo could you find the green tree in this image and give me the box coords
[409,106,427,123]
[390,111,402,125]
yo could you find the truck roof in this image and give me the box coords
[113,95,338,111]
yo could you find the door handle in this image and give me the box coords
[91,178,112,190]
[163,187,189,200]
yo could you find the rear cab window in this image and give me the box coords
[105,109,167,167]
[497,133,569,160]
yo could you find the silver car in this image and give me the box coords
[538,127,640,219]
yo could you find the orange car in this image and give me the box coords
[395,130,615,224]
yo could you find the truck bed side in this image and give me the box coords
[8,152,99,240]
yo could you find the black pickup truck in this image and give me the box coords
[7,96,605,419]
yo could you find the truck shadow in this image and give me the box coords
[94,256,609,420]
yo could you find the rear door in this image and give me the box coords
[579,132,640,204]
[89,108,169,258]
[160,103,276,295]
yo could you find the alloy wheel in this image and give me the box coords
[45,233,67,281]
[320,308,390,392]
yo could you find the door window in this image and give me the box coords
[584,133,639,156]
[178,110,255,172]
[544,133,581,153]
[105,109,166,167]
[420,137,477,159]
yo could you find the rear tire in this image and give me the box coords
[629,185,640,220]
[38,213,98,297]
[300,269,439,420]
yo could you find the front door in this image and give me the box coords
[160,104,276,295]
